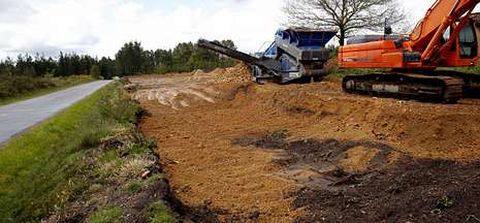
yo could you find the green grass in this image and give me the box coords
[438,66,480,74]
[88,206,124,223]
[0,75,95,106]
[99,150,120,163]
[148,202,176,223]
[125,181,143,194]
[146,174,164,186]
[0,82,138,222]
[329,68,389,77]
[122,173,165,195]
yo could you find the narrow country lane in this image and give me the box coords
[0,80,111,144]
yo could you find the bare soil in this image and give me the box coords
[132,64,480,222]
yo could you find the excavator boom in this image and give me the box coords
[410,0,480,50]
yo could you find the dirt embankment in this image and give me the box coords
[132,64,480,222]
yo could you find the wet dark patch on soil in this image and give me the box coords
[234,130,289,150]
[173,204,263,223]
[234,132,480,222]
[233,131,405,192]
[233,131,403,172]
[294,158,480,223]
[280,138,398,170]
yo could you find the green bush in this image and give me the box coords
[0,75,94,103]
[0,76,55,98]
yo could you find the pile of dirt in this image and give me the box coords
[127,64,252,111]
[129,73,219,110]
[134,65,480,222]
[208,63,252,84]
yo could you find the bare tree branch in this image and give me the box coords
[283,0,405,45]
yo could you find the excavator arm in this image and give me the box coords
[410,0,480,62]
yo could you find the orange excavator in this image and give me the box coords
[339,0,480,102]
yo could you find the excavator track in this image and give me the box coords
[342,73,465,103]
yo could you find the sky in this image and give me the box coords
[0,0,437,60]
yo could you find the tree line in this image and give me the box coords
[0,40,237,79]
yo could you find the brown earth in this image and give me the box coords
[132,64,480,222]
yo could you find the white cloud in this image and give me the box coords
[0,0,460,59]
[402,0,436,22]
[0,0,35,22]
[0,0,283,59]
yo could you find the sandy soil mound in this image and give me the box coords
[134,65,480,222]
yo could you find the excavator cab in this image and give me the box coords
[443,20,478,59]
[441,15,480,66]
[458,22,478,59]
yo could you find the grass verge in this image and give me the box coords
[88,206,124,223]
[0,75,96,106]
[0,82,177,223]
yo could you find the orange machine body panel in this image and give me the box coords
[338,33,480,69]
[338,40,422,69]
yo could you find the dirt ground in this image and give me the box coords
[131,64,480,222]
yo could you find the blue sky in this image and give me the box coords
[0,0,435,59]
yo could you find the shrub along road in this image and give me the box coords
[0,80,111,144]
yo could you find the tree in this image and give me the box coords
[0,57,14,76]
[218,40,237,67]
[220,40,236,50]
[154,49,173,73]
[142,50,156,74]
[283,0,405,46]
[115,41,147,76]
[90,64,101,79]
[188,44,219,70]
[98,57,116,79]
[172,42,194,72]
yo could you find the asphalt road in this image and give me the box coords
[0,80,111,144]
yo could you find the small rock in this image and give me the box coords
[141,170,151,179]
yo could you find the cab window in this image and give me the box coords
[459,24,477,58]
